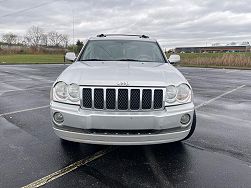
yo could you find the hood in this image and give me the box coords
[57,61,187,87]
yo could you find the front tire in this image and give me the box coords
[182,110,196,141]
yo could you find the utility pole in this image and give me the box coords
[72,10,75,52]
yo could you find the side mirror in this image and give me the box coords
[168,54,181,64]
[65,52,76,62]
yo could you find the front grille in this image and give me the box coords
[82,87,164,111]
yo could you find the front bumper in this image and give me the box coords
[50,101,194,145]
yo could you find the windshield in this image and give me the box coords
[79,40,165,63]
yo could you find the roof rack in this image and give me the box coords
[96,34,149,39]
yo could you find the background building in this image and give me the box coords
[175,45,251,53]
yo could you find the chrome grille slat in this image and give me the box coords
[128,89,131,110]
[151,88,154,110]
[82,87,165,111]
[115,88,118,110]
[91,88,94,109]
[139,89,143,110]
[104,89,106,109]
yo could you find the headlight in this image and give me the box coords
[176,84,191,103]
[54,82,68,100]
[68,84,80,101]
[53,82,80,105]
[165,85,177,103]
[165,83,192,105]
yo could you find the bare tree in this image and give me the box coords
[2,33,17,45]
[25,26,44,46]
[1,27,69,48]
[48,31,64,47]
[16,35,23,45]
[41,33,48,46]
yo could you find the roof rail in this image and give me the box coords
[96,34,149,38]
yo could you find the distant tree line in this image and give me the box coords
[1,26,69,48]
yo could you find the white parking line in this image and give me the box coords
[1,70,55,83]
[0,86,51,95]
[195,85,245,109]
[225,69,239,73]
[197,110,251,126]
[0,82,21,91]
[0,105,49,117]
[22,146,117,188]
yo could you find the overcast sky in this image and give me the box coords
[0,0,251,48]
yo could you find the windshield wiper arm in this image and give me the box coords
[80,59,108,61]
[80,58,145,62]
[117,58,142,62]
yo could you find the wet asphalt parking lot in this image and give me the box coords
[0,64,250,188]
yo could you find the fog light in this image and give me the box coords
[53,112,64,124]
[180,114,190,125]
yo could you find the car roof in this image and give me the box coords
[89,34,157,42]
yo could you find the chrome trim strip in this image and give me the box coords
[162,88,166,109]
[80,87,83,108]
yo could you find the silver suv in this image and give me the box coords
[50,34,196,145]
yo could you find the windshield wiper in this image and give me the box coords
[80,58,148,62]
[117,58,143,62]
[80,59,109,61]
